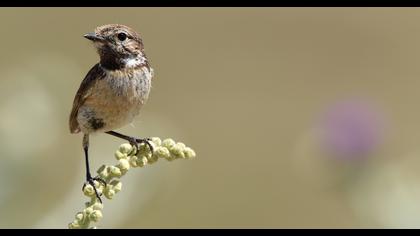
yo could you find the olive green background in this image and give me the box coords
[1,8,420,228]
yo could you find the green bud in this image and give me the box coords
[91,202,103,210]
[155,147,170,159]
[119,143,133,154]
[89,210,103,222]
[170,144,185,159]
[162,139,176,149]
[68,221,80,229]
[75,212,84,222]
[94,180,104,189]
[129,156,139,167]
[83,207,94,215]
[147,154,159,164]
[136,156,148,167]
[165,155,176,161]
[111,180,122,193]
[97,165,109,179]
[83,184,96,197]
[117,159,130,172]
[138,143,153,157]
[114,150,127,160]
[151,137,162,146]
[104,189,115,199]
[183,147,196,159]
[177,142,186,149]
[109,166,122,177]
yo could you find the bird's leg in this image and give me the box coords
[105,131,154,154]
[81,134,106,203]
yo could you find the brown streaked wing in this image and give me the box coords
[69,63,106,133]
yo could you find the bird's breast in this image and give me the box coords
[79,66,152,133]
[104,66,152,104]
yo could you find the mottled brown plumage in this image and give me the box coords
[69,24,154,203]
[69,24,153,134]
[69,64,105,133]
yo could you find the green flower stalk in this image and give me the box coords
[68,137,196,229]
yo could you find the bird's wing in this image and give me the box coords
[69,63,106,133]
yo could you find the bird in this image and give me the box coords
[69,24,154,203]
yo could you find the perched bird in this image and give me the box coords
[69,24,154,202]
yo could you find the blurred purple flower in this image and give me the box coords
[320,99,385,161]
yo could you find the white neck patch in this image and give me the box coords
[123,56,146,68]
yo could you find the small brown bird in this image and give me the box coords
[69,24,154,202]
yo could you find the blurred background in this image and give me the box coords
[1,7,420,228]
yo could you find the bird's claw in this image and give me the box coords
[82,176,107,203]
[129,137,154,155]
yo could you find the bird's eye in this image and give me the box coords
[117,32,127,41]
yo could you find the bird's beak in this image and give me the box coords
[84,32,104,42]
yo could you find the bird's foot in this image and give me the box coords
[127,137,154,155]
[82,176,107,203]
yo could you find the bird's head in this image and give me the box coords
[84,24,147,70]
